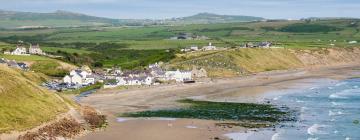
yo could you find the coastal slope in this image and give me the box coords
[170,47,360,77]
[0,65,68,133]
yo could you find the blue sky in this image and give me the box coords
[0,0,359,19]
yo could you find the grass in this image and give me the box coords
[0,19,359,70]
[63,82,103,95]
[0,54,52,61]
[0,54,74,77]
[30,61,68,77]
[170,48,304,77]
[0,65,68,133]
[120,99,293,123]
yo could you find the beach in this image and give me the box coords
[78,64,360,140]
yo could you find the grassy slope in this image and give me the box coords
[0,54,76,77]
[170,48,303,77]
[0,65,68,133]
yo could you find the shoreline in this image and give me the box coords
[77,63,360,140]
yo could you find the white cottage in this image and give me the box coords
[202,42,217,51]
[63,69,95,85]
[11,46,28,55]
[165,69,192,82]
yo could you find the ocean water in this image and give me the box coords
[270,78,360,140]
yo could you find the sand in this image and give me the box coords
[78,64,360,140]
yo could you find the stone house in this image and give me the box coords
[191,67,207,78]
[29,44,45,55]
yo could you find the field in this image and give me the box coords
[0,19,359,69]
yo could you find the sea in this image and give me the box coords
[269,78,360,140]
[228,78,360,140]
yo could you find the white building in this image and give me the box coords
[202,42,217,51]
[116,76,154,86]
[165,69,192,82]
[63,69,95,85]
[349,41,358,44]
[11,46,28,55]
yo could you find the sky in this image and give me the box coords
[0,0,359,19]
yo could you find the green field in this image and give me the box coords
[0,19,359,69]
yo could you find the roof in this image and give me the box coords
[30,44,40,49]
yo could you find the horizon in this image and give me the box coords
[0,0,360,19]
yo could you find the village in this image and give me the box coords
[1,40,281,92]
[1,43,208,91]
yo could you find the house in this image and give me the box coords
[63,68,95,86]
[182,45,200,52]
[191,67,207,78]
[3,50,11,55]
[29,44,45,55]
[11,45,28,55]
[349,41,358,44]
[202,42,217,51]
[258,42,272,48]
[165,69,192,82]
[190,45,199,51]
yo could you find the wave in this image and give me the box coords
[307,138,319,140]
[307,124,329,135]
[329,88,360,99]
[335,82,347,87]
[329,94,348,99]
[271,133,280,140]
[329,110,344,116]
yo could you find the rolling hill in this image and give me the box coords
[0,10,118,29]
[174,13,264,24]
[0,10,265,28]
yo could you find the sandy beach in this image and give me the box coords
[78,64,360,140]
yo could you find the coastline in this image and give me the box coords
[78,63,360,140]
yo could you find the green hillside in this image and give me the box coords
[0,65,68,133]
[0,10,117,29]
[177,13,264,24]
[170,49,303,77]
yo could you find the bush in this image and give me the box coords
[30,61,68,77]
[279,23,342,33]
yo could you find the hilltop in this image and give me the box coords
[175,13,264,24]
[0,10,117,29]
[0,10,265,28]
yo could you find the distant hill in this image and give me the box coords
[0,10,266,28]
[175,13,265,24]
[0,10,118,29]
